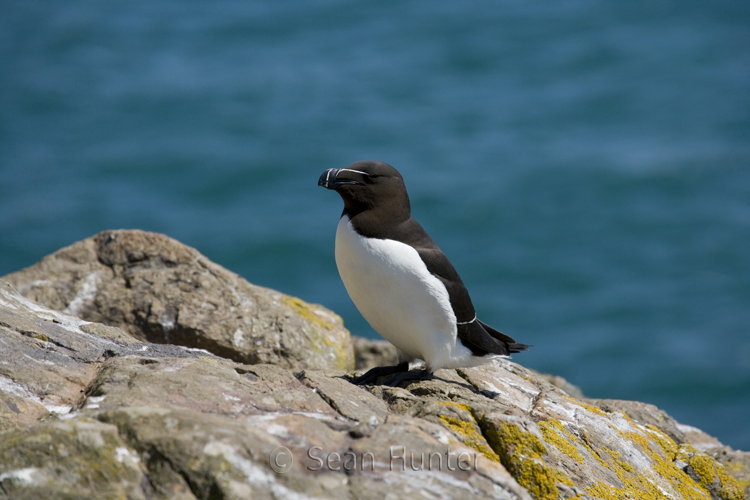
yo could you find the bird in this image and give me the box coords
[318,160,529,385]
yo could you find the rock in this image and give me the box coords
[352,335,398,370]
[0,283,531,499]
[297,369,389,423]
[536,373,585,399]
[585,399,750,497]
[457,362,748,500]
[0,280,223,432]
[350,336,585,400]
[1,230,748,500]
[0,418,151,500]
[709,447,750,500]
[2,229,354,372]
[586,398,687,445]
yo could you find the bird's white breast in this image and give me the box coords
[334,216,460,368]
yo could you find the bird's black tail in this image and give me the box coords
[478,319,531,354]
[507,342,531,353]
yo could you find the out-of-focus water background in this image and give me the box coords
[1,1,748,450]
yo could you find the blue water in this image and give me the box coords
[1,1,749,450]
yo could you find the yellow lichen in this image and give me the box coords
[198,356,218,363]
[717,466,746,500]
[721,461,750,495]
[438,415,501,462]
[618,410,637,427]
[688,453,745,500]
[724,461,749,473]
[32,333,49,342]
[552,468,575,487]
[625,431,711,500]
[436,401,473,413]
[721,461,750,494]
[616,460,636,474]
[481,421,560,500]
[587,481,623,500]
[559,393,607,417]
[430,386,745,500]
[600,446,636,473]
[690,453,719,486]
[435,402,500,462]
[283,296,336,330]
[568,424,713,500]
[645,424,678,460]
[311,325,352,370]
[538,420,584,463]
[676,443,699,463]
[603,447,621,460]
[283,296,353,370]
[576,400,608,417]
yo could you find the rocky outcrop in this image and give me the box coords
[0,280,224,433]
[3,229,354,372]
[1,280,747,500]
[1,231,747,500]
[0,281,528,500]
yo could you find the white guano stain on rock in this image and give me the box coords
[63,272,100,317]
[431,429,451,445]
[380,465,485,498]
[233,328,246,349]
[43,403,72,414]
[0,375,70,415]
[1,283,118,346]
[264,423,289,437]
[0,375,35,399]
[202,441,318,500]
[114,447,141,465]
[0,467,42,486]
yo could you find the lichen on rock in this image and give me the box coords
[3,229,354,372]
[481,418,561,500]
[1,230,748,500]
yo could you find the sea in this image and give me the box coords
[1,1,748,451]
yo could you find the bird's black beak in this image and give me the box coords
[318,168,368,190]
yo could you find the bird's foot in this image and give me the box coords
[382,368,433,387]
[350,362,409,386]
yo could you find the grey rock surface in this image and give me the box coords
[0,282,530,500]
[351,336,586,399]
[1,230,747,500]
[2,282,746,500]
[0,280,221,433]
[3,229,354,372]
[352,335,398,370]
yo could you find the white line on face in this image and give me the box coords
[338,169,369,176]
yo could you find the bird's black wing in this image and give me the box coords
[392,218,475,323]
[392,219,526,356]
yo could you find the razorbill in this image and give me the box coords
[319,160,529,384]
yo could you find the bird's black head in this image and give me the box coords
[318,160,411,219]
